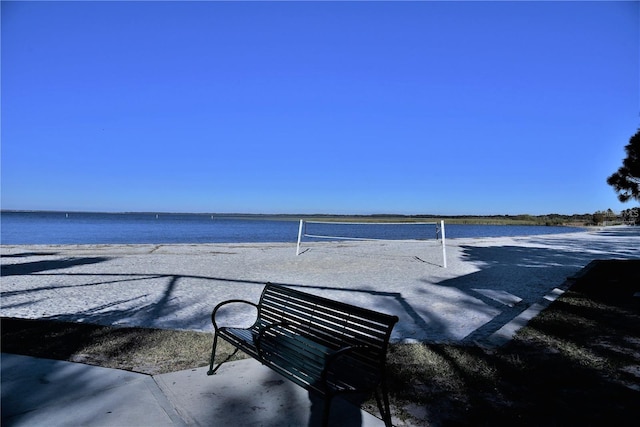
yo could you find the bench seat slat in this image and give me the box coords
[259,316,388,364]
[261,293,392,328]
[261,293,392,333]
[262,286,396,322]
[220,328,375,392]
[258,319,385,362]
[259,304,390,346]
[261,305,390,343]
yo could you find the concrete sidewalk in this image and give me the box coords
[1,353,387,427]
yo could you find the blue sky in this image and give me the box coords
[2,1,638,215]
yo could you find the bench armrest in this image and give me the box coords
[211,299,259,331]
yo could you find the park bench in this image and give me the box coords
[207,283,399,427]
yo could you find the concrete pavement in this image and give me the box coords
[1,353,387,427]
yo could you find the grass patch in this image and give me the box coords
[2,260,638,425]
[0,319,244,375]
[382,260,640,425]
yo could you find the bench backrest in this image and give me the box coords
[257,283,399,373]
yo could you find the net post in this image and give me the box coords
[296,219,304,256]
[440,220,447,268]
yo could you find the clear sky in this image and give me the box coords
[2,1,638,215]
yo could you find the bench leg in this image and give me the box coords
[322,395,333,427]
[375,380,393,427]
[207,333,219,375]
[207,333,240,376]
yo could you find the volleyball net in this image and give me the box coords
[295,219,447,267]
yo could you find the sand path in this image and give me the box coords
[2,227,638,344]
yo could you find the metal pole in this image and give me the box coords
[296,219,304,256]
[441,220,447,268]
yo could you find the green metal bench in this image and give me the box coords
[207,283,399,427]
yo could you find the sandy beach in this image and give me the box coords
[1,227,638,344]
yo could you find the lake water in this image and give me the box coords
[0,211,586,245]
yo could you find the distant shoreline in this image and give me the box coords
[0,209,596,227]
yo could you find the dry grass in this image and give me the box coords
[0,319,243,375]
[381,260,640,425]
[2,259,638,426]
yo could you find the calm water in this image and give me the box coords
[0,212,586,245]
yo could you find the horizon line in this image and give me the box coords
[0,209,614,218]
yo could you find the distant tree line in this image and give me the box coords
[366,213,635,226]
[591,208,639,226]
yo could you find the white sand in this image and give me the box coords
[1,227,638,344]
